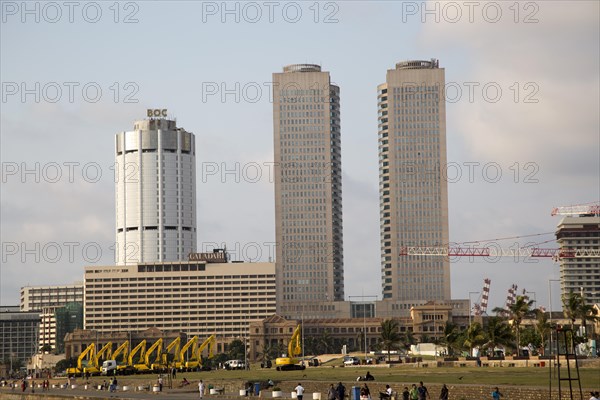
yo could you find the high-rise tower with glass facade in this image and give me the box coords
[377,59,450,310]
[273,64,344,318]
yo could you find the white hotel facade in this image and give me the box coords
[83,261,276,338]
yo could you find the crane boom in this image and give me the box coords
[551,204,600,216]
[400,246,600,258]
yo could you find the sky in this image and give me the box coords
[1,1,599,312]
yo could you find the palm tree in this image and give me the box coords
[534,309,551,355]
[257,341,276,364]
[463,322,486,357]
[439,322,459,356]
[493,295,534,355]
[483,317,513,356]
[380,319,402,362]
[562,291,584,332]
[563,291,600,339]
[316,330,333,354]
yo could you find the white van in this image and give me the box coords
[224,359,245,370]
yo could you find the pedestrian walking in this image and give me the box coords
[402,387,410,400]
[417,382,430,400]
[409,384,419,400]
[361,384,371,400]
[328,384,337,400]
[337,382,346,400]
[199,380,205,399]
[295,383,305,400]
[158,375,163,392]
[491,387,503,400]
[439,384,448,400]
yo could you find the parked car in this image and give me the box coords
[343,356,360,365]
[224,359,245,370]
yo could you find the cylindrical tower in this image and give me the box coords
[115,115,196,264]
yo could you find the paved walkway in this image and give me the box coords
[0,385,246,399]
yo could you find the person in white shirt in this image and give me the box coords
[295,383,305,400]
[379,385,393,400]
[199,380,205,399]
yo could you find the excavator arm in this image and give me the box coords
[128,340,146,367]
[85,342,112,374]
[111,341,129,365]
[176,336,198,370]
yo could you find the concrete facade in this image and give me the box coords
[272,64,344,319]
[115,117,197,264]
[20,283,84,353]
[83,261,276,339]
[377,59,450,313]
[248,302,463,362]
[0,306,40,364]
[556,216,600,305]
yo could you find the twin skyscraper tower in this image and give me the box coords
[116,60,450,319]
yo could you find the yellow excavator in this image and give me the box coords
[127,340,146,372]
[101,341,129,375]
[84,342,112,375]
[66,343,95,376]
[186,334,216,371]
[154,336,182,371]
[136,338,163,373]
[174,336,198,371]
[275,325,305,371]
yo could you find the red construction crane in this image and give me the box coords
[399,246,600,258]
[472,278,491,316]
[400,203,600,259]
[551,202,600,216]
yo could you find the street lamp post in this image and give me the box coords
[548,279,561,354]
[526,291,537,308]
[301,306,304,365]
[468,292,480,327]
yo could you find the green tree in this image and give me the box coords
[439,321,460,356]
[55,358,76,372]
[534,309,551,355]
[519,326,541,353]
[316,330,333,354]
[562,290,584,332]
[483,317,513,356]
[228,339,245,359]
[463,322,486,356]
[257,341,275,363]
[40,344,53,353]
[493,295,534,355]
[404,331,416,351]
[379,319,403,362]
[563,291,600,340]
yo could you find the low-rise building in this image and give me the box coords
[0,306,40,365]
[84,260,276,339]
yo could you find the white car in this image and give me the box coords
[343,356,359,365]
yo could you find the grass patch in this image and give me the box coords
[65,364,600,389]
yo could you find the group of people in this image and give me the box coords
[355,381,439,400]
[327,382,347,400]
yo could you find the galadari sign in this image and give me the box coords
[188,252,228,263]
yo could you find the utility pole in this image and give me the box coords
[468,291,480,327]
